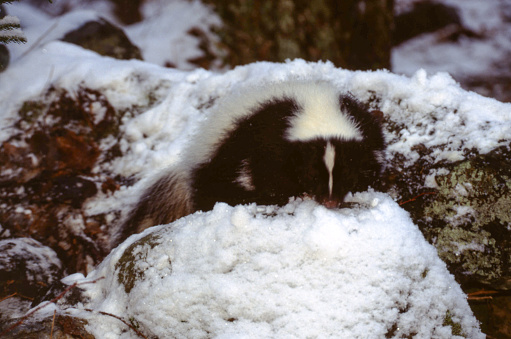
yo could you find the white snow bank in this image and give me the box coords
[63,192,482,338]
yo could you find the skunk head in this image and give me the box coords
[282,93,385,207]
[191,81,385,210]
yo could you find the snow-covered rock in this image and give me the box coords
[0,238,63,324]
[63,192,482,338]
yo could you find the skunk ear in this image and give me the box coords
[370,110,384,123]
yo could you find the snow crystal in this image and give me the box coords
[66,192,482,338]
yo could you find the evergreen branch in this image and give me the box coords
[0,16,26,44]
[0,15,22,30]
[0,33,27,44]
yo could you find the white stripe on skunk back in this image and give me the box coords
[116,80,386,246]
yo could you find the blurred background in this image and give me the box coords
[2,0,511,102]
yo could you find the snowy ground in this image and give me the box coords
[1,0,511,337]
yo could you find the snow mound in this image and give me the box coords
[67,192,482,338]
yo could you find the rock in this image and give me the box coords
[70,199,483,338]
[424,148,511,287]
[0,87,125,277]
[0,238,63,326]
[61,18,143,60]
[388,144,511,290]
[394,1,463,45]
[1,314,94,339]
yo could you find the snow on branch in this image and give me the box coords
[0,15,26,44]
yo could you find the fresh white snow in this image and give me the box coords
[63,193,483,338]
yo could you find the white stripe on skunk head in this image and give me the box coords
[285,85,363,142]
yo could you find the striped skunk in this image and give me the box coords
[116,80,385,245]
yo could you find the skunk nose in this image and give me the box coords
[320,197,341,209]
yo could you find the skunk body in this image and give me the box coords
[117,80,385,245]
